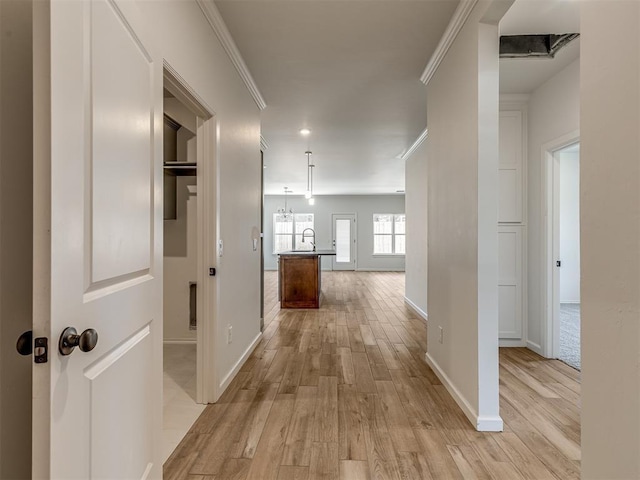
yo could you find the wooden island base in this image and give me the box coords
[278,250,336,309]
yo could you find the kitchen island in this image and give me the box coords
[278,250,336,308]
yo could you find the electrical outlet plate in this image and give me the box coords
[438,326,443,344]
[227,324,232,344]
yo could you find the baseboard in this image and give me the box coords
[476,416,504,432]
[163,339,197,345]
[355,268,405,272]
[218,332,263,394]
[526,340,544,356]
[404,297,428,321]
[499,338,526,347]
[425,352,503,432]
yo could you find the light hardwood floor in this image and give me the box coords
[164,271,581,479]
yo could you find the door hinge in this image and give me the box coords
[556,260,561,267]
[209,267,216,276]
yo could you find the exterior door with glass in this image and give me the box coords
[332,214,356,271]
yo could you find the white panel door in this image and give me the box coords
[33,1,163,478]
[498,226,523,339]
[499,110,523,223]
[332,214,356,271]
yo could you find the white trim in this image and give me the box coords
[401,128,428,161]
[476,416,504,432]
[260,135,269,151]
[163,339,197,345]
[140,463,153,480]
[164,61,215,118]
[404,296,428,321]
[425,352,503,432]
[218,332,263,395]
[541,130,580,358]
[425,353,478,429]
[420,0,478,85]
[196,0,267,110]
[499,93,530,108]
[499,339,527,347]
[526,339,544,356]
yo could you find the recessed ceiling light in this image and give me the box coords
[299,128,311,136]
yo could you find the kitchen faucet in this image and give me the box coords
[301,228,316,251]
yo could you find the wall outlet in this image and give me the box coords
[438,326,443,344]
[227,324,232,344]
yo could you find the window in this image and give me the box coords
[273,213,314,254]
[373,214,405,254]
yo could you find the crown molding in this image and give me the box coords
[420,0,478,85]
[196,0,267,110]
[260,135,270,151]
[401,128,428,161]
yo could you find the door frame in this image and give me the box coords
[163,64,219,403]
[332,213,357,271]
[541,130,579,358]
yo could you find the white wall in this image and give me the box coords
[558,151,580,303]
[0,1,33,477]
[164,177,198,342]
[263,195,406,271]
[425,2,502,431]
[404,139,428,318]
[139,0,262,392]
[526,59,580,352]
[581,2,640,477]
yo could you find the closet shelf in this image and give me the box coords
[164,162,196,176]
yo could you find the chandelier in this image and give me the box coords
[277,187,293,218]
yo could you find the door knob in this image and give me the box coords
[59,327,98,356]
[16,330,33,356]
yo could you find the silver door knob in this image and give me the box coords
[59,327,98,356]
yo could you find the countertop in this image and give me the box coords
[279,249,337,256]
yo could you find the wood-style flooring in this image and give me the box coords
[165,271,581,479]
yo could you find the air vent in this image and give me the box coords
[500,33,579,59]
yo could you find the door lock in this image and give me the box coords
[16,330,48,363]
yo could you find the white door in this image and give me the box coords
[33,1,163,478]
[332,214,356,271]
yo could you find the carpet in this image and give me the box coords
[559,303,581,370]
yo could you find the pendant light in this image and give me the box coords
[305,151,315,205]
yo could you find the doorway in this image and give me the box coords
[554,142,581,369]
[544,135,581,369]
[162,67,217,461]
[332,213,356,271]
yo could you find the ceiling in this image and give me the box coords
[215,0,580,196]
[499,0,580,94]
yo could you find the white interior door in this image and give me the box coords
[33,1,163,478]
[332,214,356,271]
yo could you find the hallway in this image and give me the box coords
[164,271,580,479]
